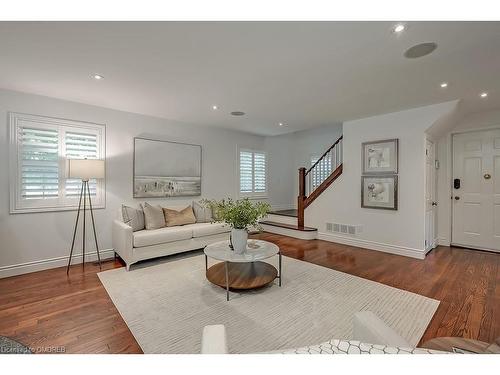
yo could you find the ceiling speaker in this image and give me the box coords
[404,42,438,59]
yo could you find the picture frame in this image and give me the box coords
[361,175,398,210]
[362,138,398,174]
[133,137,202,198]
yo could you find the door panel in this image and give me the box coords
[462,203,481,234]
[452,129,500,252]
[463,157,482,193]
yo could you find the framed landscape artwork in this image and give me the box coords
[362,138,398,174]
[133,137,202,198]
[361,175,398,210]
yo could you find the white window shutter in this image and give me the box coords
[239,151,253,193]
[20,127,59,199]
[253,152,266,193]
[65,131,98,197]
[239,149,267,196]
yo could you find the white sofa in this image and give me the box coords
[201,311,444,354]
[112,207,230,271]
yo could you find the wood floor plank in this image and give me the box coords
[0,233,498,353]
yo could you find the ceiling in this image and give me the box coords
[0,21,499,136]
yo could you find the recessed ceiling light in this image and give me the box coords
[440,82,448,88]
[92,74,104,80]
[392,24,406,33]
[212,105,218,110]
[480,92,488,98]
[279,122,284,126]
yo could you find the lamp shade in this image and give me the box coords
[68,159,105,180]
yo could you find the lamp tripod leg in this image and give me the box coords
[67,183,84,275]
[87,181,101,270]
[82,181,86,272]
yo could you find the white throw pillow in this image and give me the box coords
[142,203,165,230]
[121,205,145,232]
[192,201,213,223]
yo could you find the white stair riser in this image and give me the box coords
[261,224,317,240]
[264,214,298,226]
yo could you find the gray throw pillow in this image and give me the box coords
[192,201,213,223]
[121,205,145,232]
[142,203,166,230]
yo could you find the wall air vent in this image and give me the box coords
[326,222,363,235]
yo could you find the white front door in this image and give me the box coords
[425,140,437,251]
[452,129,500,252]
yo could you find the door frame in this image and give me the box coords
[425,139,437,252]
[450,125,500,251]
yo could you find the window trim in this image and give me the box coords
[237,147,268,199]
[9,112,106,214]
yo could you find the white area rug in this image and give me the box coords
[98,252,439,353]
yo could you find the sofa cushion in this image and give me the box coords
[185,222,230,238]
[163,206,197,227]
[133,226,193,248]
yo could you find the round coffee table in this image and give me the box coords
[204,239,282,301]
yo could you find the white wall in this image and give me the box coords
[265,123,343,210]
[305,102,457,259]
[436,109,500,246]
[0,89,266,277]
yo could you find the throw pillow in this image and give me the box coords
[163,206,196,227]
[121,205,145,232]
[142,203,165,230]
[192,201,213,223]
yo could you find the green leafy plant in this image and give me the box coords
[202,198,271,231]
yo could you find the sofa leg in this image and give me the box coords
[126,264,131,271]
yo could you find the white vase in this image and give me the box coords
[231,228,248,254]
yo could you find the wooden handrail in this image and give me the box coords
[304,164,342,208]
[306,135,343,175]
[297,135,344,228]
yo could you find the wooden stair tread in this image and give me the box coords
[260,220,317,232]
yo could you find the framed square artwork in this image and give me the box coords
[362,139,398,174]
[361,175,398,210]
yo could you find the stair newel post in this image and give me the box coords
[298,167,306,228]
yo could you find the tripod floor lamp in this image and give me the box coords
[67,159,105,274]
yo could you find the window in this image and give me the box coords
[239,149,267,197]
[9,113,105,213]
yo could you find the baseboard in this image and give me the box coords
[0,248,115,279]
[317,232,426,259]
[262,224,317,240]
[437,237,451,247]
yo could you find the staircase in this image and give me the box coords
[260,135,343,239]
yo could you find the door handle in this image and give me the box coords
[484,173,491,180]
[431,202,437,206]
[454,196,460,200]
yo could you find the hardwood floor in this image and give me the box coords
[0,259,142,353]
[0,234,498,353]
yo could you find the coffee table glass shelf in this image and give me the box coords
[204,239,282,301]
